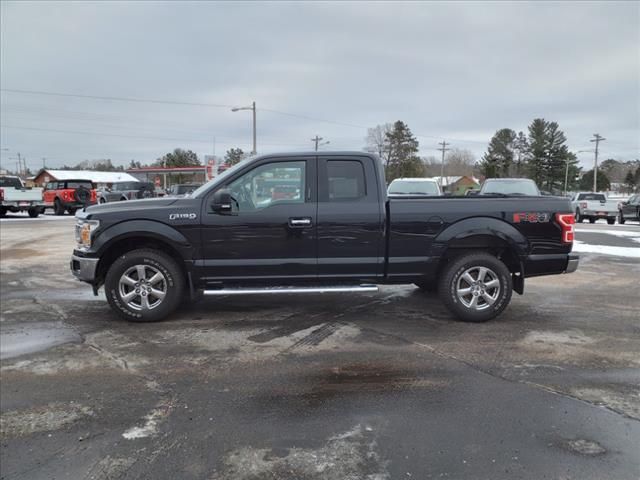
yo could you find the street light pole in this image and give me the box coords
[231,102,257,155]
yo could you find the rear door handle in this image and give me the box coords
[288,217,312,228]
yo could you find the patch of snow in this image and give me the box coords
[122,401,173,439]
[572,240,640,258]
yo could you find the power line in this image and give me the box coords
[1,88,234,109]
[0,125,311,147]
[1,88,489,145]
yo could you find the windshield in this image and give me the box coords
[388,180,439,195]
[191,158,254,198]
[113,182,140,191]
[0,177,23,188]
[480,179,540,196]
[577,193,606,201]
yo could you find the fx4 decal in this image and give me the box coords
[513,212,550,223]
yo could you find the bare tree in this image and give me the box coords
[364,123,393,167]
[422,149,476,178]
[445,148,476,177]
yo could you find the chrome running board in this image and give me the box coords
[203,285,379,296]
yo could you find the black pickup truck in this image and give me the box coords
[71,152,578,323]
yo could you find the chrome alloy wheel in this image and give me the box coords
[118,265,167,311]
[456,266,501,311]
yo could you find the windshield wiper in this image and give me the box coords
[480,192,509,197]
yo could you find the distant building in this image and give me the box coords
[435,176,480,195]
[32,169,139,187]
[125,166,208,189]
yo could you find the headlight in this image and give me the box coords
[75,219,100,250]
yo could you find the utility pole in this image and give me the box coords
[310,135,330,151]
[590,134,605,192]
[231,101,257,155]
[438,140,450,190]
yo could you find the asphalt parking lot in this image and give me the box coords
[1,213,639,480]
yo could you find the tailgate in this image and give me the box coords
[1,188,43,202]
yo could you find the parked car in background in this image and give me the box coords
[480,178,541,196]
[387,178,441,197]
[43,179,97,215]
[0,175,45,217]
[570,192,618,224]
[618,194,640,224]
[166,183,201,197]
[97,181,155,203]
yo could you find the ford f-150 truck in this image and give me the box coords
[0,175,45,217]
[570,192,618,224]
[71,152,578,323]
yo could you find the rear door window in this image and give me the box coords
[326,160,366,201]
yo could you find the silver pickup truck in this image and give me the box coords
[0,175,45,218]
[571,192,618,224]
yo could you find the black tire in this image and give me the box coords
[54,198,65,215]
[0,207,6,218]
[414,280,437,293]
[607,217,615,225]
[589,218,596,224]
[618,211,625,224]
[28,208,40,218]
[438,252,513,323]
[575,210,584,223]
[99,198,106,204]
[105,249,184,322]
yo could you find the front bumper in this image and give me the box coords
[70,254,99,282]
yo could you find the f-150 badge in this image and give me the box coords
[169,213,197,220]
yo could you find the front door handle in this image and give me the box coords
[288,217,312,228]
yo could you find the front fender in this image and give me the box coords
[434,217,529,257]
[92,220,192,259]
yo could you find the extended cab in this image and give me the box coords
[0,175,45,218]
[570,192,618,224]
[71,152,578,323]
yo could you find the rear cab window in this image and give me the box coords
[577,193,606,201]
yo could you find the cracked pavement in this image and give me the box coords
[1,216,639,479]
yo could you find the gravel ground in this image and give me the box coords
[1,215,639,479]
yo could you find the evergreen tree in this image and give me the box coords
[513,131,528,176]
[479,128,516,178]
[579,169,610,192]
[526,119,548,187]
[224,148,246,166]
[384,121,424,182]
[624,171,636,193]
[155,148,200,167]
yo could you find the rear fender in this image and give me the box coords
[434,217,528,292]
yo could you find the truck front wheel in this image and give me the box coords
[105,249,184,322]
[438,253,513,323]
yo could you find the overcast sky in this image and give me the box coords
[1,1,638,171]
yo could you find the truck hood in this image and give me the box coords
[79,198,179,217]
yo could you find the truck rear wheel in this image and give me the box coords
[438,253,512,323]
[607,217,616,225]
[28,207,40,218]
[105,249,184,322]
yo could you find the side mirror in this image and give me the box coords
[211,189,233,214]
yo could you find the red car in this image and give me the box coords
[43,179,97,215]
